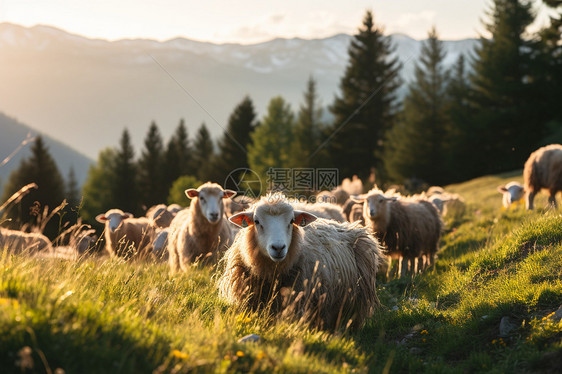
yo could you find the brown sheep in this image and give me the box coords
[292,201,346,222]
[0,227,52,254]
[96,209,155,259]
[353,187,442,277]
[167,182,236,272]
[218,193,383,330]
[524,144,562,210]
[224,195,255,217]
[146,204,176,228]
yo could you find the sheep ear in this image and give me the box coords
[95,214,108,223]
[123,212,133,219]
[385,196,399,202]
[497,186,507,193]
[229,212,254,228]
[223,189,237,199]
[350,194,365,203]
[293,210,317,227]
[185,189,199,199]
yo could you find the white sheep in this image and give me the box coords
[354,187,442,277]
[218,193,383,330]
[497,182,525,209]
[96,209,155,259]
[0,227,52,254]
[167,182,236,271]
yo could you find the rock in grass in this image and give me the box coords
[499,316,517,337]
[238,334,261,343]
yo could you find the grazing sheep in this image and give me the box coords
[0,228,52,254]
[96,209,155,259]
[167,204,184,214]
[524,144,562,210]
[152,228,169,260]
[497,182,525,209]
[167,182,236,272]
[218,193,383,330]
[354,187,442,276]
[292,201,346,222]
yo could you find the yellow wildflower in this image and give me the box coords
[256,351,267,360]
[420,330,428,335]
[236,351,244,357]
[171,350,188,359]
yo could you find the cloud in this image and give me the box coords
[388,10,437,37]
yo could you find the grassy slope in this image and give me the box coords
[1,171,562,373]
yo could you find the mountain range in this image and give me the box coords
[0,22,479,160]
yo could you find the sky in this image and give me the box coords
[0,0,552,44]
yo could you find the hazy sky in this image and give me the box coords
[0,0,552,43]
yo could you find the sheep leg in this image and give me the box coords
[400,257,413,277]
[548,190,558,209]
[526,190,536,210]
[417,256,425,273]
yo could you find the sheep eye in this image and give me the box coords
[290,219,295,224]
[254,219,260,225]
[200,197,206,202]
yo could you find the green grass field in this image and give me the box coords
[1,171,562,373]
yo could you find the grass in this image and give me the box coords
[1,171,562,373]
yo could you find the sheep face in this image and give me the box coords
[497,182,524,208]
[353,192,397,220]
[230,203,317,263]
[96,209,133,233]
[185,185,236,224]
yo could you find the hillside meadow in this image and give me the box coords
[1,171,562,373]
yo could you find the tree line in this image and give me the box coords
[2,0,562,231]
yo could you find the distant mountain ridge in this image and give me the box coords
[0,22,479,159]
[0,112,92,191]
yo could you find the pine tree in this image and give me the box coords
[445,54,477,181]
[0,136,66,239]
[113,129,140,215]
[81,148,118,225]
[138,121,166,208]
[469,0,539,173]
[290,76,324,169]
[192,123,215,182]
[66,166,81,208]
[213,96,258,182]
[164,119,192,192]
[248,96,295,184]
[383,27,450,185]
[327,10,401,180]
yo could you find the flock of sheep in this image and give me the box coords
[1,143,561,330]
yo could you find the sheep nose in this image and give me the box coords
[271,244,286,252]
[370,209,375,216]
[209,212,219,220]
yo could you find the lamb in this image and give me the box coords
[497,182,525,209]
[167,182,236,272]
[524,144,562,210]
[218,193,383,330]
[96,209,155,259]
[0,227,52,254]
[292,201,346,222]
[428,193,466,218]
[353,187,442,276]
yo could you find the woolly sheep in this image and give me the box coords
[167,182,236,271]
[524,144,562,210]
[497,182,525,209]
[145,204,175,229]
[292,201,346,222]
[342,199,364,224]
[429,193,466,218]
[224,195,255,217]
[353,187,442,276]
[96,209,155,259]
[0,227,52,254]
[218,193,383,330]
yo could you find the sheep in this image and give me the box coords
[316,190,337,204]
[524,144,562,210]
[224,195,255,217]
[428,193,466,218]
[353,187,442,277]
[218,193,383,330]
[167,182,236,272]
[0,227,53,254]
[342,199,365,224]
[426,186,445,196]
[497,182,525,209]
[167,204,184,214]
[96,209,155,259]
[152,228,169,261]
[292,201,346,222]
